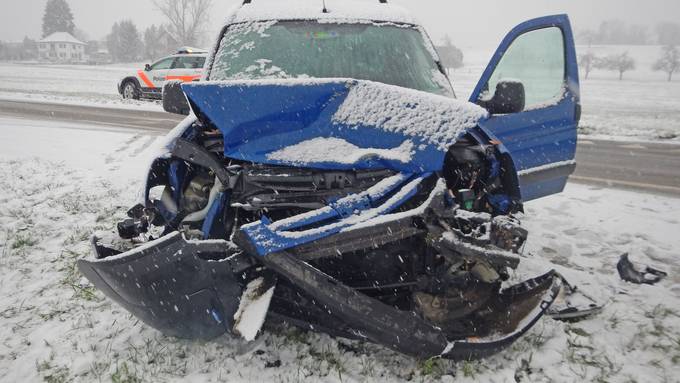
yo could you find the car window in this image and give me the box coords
[481,27,566,109]
[151,57,175,70]
[176,56,206,69]
[211,21,453,97]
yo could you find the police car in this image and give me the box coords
[118,47,207,100]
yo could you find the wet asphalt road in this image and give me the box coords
[1,99,679,197]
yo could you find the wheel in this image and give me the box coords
[122,81,140,100]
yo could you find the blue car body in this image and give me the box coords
[79,7,581,361]
[472,14,580,201]
[177,15,579,204]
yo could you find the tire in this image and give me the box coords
[122,81,140,100]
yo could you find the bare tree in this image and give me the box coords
[578,29,597,48]
[653,45,680,82]
[153,0,213,47]
[578,52,598,80]
[596,52,636,80]
[436,35,464,73]
[656,22,680,46]
[107,20,143,62]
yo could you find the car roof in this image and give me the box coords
[229,0,419,26]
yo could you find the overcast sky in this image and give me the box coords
[2,0,679,47]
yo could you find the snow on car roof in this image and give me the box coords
[230,0,419,25]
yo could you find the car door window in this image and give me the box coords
[151,58,174,70]
[177,56,206,69]
[481,27,565,109]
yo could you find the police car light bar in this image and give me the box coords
[177,47,207,54]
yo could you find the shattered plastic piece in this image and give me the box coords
[233,277,276,341]
[547,276,604,321]
[617,253,667,285]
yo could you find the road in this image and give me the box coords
[0,99,182,134]
[1,99,679,197]
[574,139,680,196]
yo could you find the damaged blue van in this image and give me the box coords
[78,0,581,360]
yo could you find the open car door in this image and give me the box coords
[471,15,580,201]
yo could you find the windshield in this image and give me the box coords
[210,21,453,96]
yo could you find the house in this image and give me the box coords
[38,32,87,63]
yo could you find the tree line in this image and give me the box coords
[579,20,680,46]
[108,0,213,62]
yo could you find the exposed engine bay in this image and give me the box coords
[77,115,594,360]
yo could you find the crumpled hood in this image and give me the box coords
[182,78,488,173]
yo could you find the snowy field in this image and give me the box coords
[0,44,679,140]
[0,62,163,111]
[1,117,679,383]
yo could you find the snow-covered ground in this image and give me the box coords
[1,118,679,383]
[1,43,679,140]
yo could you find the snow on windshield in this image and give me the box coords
[210,21,453,96]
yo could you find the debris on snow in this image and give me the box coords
[617,253,668,285]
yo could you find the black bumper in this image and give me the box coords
[80,229,562,360]
[77,232,252,340]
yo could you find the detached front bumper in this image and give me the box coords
[79,230,562,360]
[77,232,252,340]
[79,176,563,360]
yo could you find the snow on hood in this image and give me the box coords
[230,0,419,25]
[334,80,487,152]
[266,137,415,166]
[182,78,487,173]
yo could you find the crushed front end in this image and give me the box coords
[79,79,563,360]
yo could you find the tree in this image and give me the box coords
[85,40,99,56]
[107,20,143,62]
[578,29,597,48]
[596,52,636,80]
[42,0,75,37]
[152,0,213,46]
[584,20,649,45]
[656,22,680,46]
[653,45,680,82]
[578,52,598,80]
[437,35,464,73]
[73,28,89,43]
[22,37,38,60]
[144,25,168,61]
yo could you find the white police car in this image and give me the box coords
[118,47,207,100]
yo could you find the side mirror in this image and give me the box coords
[144,64,151,71]
[478,80,525,115]
[162,80,190,116]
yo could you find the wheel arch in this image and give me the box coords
[119,76,141,94]
[443,128,524,213]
